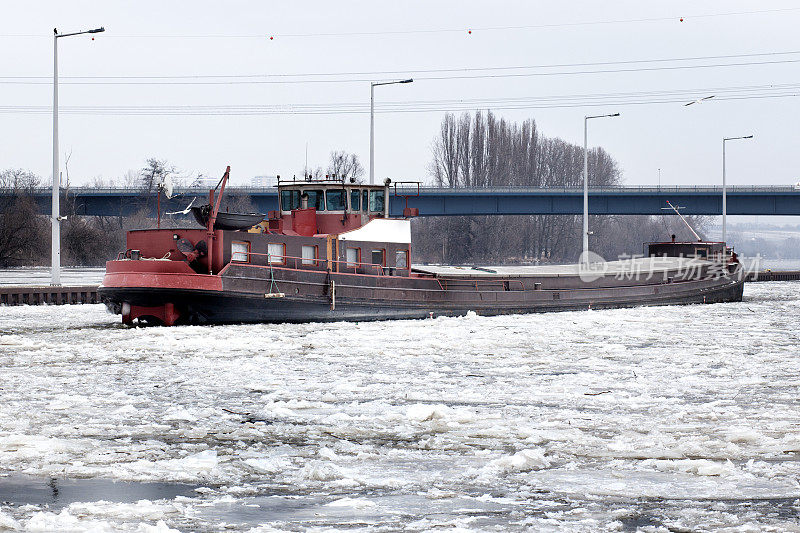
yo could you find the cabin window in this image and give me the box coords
[362,190,369,212]
[280,190,300,211]
[346,247,360,267]
[694,247,708,259]
[371,249,385,266]
[267,242,285,264]
[326,189,346,211]
[395,250,408,269]
[301,245,318,266]
[369,190,385,213]
[305,190,325,211]
[231,241,250,262]
[350,190,361,211]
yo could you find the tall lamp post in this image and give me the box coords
[51,26,105,286]
[722,135,753,243]
[369,78,413,185]
[583,113,619,262]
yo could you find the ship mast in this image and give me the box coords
[662,200,702,241]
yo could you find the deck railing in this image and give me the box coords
[235,251,388,276]
[436,278,525,292]
[231,251,526,291]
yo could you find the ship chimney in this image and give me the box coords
[384,178,391,218]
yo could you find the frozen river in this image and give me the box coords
[0,282,799,531]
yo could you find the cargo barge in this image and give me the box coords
[99,167,745,325]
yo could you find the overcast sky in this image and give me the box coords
[2,0,799,198]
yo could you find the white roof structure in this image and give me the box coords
[339,218,411,244]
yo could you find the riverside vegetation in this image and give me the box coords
[0,113,705,268]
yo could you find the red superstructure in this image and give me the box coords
[101,168,418,324]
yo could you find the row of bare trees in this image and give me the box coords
[1,121,705,267]
[0,156,274,267]
[413,111,705,264]
[0,168,121,267]
[301,150,365,181]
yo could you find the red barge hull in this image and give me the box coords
[99,172,744,326]
[99,253,745,325]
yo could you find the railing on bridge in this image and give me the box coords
[12,184,799,194]
[5,184,800,216]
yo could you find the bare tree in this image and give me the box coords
[327,151,364,181]
[0,168,41,191]
[429,113,460,188]
[64,149,72,190]
[139,158,175,192]
[0,169,47,267]
[416,112,637,264]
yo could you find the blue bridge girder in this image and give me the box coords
[8,186,800,217]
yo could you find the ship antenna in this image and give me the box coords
[661,201,702,241]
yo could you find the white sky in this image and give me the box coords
[2,0,799,197]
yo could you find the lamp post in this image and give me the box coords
[583,113,619,262]
[51,26,104,286]
[722,135,753,243]
[369,78,413,185]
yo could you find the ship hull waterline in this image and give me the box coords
[98,271,745,325]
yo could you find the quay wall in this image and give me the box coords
[746,270,800,282]
[0,285,98,306]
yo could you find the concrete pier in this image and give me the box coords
[746,270,800,282]
[0,285,98,306]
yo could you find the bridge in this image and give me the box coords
[9,185,800,217]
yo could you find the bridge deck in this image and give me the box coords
[8,185,800,217]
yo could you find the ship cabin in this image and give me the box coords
[120,178,417,279]
[240,177,415,277]
[263,178,395,236]
[646,240,728,262]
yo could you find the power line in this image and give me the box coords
[3,50,800,81]
[1,83,796,115]
[2,7,797,39]
[3,58,800,86]
[266,7,800,37]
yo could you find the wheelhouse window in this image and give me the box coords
[301,245,318,266]
[350,189,361,211]
[346,247,360,267]
[369,190,385,213]
[371,249,385,266]
[326,189,346,211]
[305,190,325,211]
[362,190,368,213]
[395,249,408,270]
[267,242,285,264]
[231,241,250,262]
[280,189,300,211]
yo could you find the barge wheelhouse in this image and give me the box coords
[99,170,745,325]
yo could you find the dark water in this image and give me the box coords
[0,476,197,510]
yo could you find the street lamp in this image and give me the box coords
[51,26,105,286]
[369,78,413,185]
[722,135,753,243]
[583,113,619,262]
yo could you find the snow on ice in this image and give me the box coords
[0,282,799,530]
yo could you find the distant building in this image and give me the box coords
[250,175,277,188]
